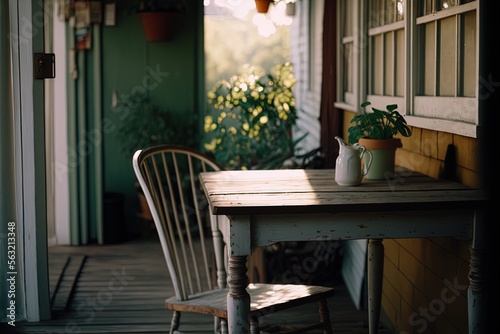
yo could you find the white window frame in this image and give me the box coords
[335,0,479,138]
[365,3,407,115]
[335,0,363,112]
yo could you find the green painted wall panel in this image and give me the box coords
[100,1,202,236]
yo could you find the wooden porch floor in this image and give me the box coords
[16,236,391,334]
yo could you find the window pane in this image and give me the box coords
[396,0,404,21]
[423,22,436,96]
[343,0,352,37]
[385,33,394,95]
[439,16,456,96]
[373,35,384,95]
[462,11,476,97]
[422,0,434,16]
[344,43,353,94]
[370,0,384,28]
[372,0,379,27]
[370,0,404,27]
[386,0,395,24]
[438,0,457,10]
[396,29,405,96]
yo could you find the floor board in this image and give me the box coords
[15,236,391,334]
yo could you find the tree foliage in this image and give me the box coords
[204,62,303,169]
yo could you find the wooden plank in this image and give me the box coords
[49,255,70,304]
[207,191,483,215]
[202,175,473,194]
[51,255,86,312]
[199,168,485,214]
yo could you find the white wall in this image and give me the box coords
[52,4,70,245]
[290,0,324,155]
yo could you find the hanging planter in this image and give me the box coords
[139,11,179,42]
[286,2,296,16]
[255,0,272,13]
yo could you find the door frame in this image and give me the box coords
[9,0,51,321]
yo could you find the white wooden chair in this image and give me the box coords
[132,144,335,334]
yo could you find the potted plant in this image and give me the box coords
[130,0,185,42]
[347,101,412,179]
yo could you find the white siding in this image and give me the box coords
[290,0,324,155]
[341,240,368,310]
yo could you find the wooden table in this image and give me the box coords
[199,168,486,334]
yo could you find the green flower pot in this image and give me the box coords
[359,138,402,180]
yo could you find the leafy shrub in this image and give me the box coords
[203,62,304,169]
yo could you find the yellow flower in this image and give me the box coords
[204,116,214,133]
[204,139,217,152]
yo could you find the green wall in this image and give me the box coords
[99,1,204,235]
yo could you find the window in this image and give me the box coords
[368,0,405,98]
[413,0,477,132]
[336,0,478,138]
[336,0,358,109]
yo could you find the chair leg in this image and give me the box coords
[214,316,219,333]
[250,316,260,334]
[214,317,228,334]
[169,311,181,334]
[220,318,228,334]
[318,299,333,334]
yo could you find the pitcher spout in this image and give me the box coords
[335,136,348,147]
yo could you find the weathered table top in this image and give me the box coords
[199,168,485,216]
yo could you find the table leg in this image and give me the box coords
[468,246,486,334]
[227,255,250,333]
[368,238,384,334]
[468,209,488,334]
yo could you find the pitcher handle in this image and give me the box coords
[360,147,373,176]
[355,144,373,176]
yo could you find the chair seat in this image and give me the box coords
[166,283,335,319]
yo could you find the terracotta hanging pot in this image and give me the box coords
[139,11,179,42]
[255,0,272,13]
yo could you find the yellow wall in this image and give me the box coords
[342,110,479,334]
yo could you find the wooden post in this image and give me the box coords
[368,238,384,334]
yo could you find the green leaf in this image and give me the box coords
[347,101,412,143]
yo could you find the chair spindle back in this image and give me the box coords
[133,145,223,300]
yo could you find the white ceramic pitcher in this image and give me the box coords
[334,136,372,186]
